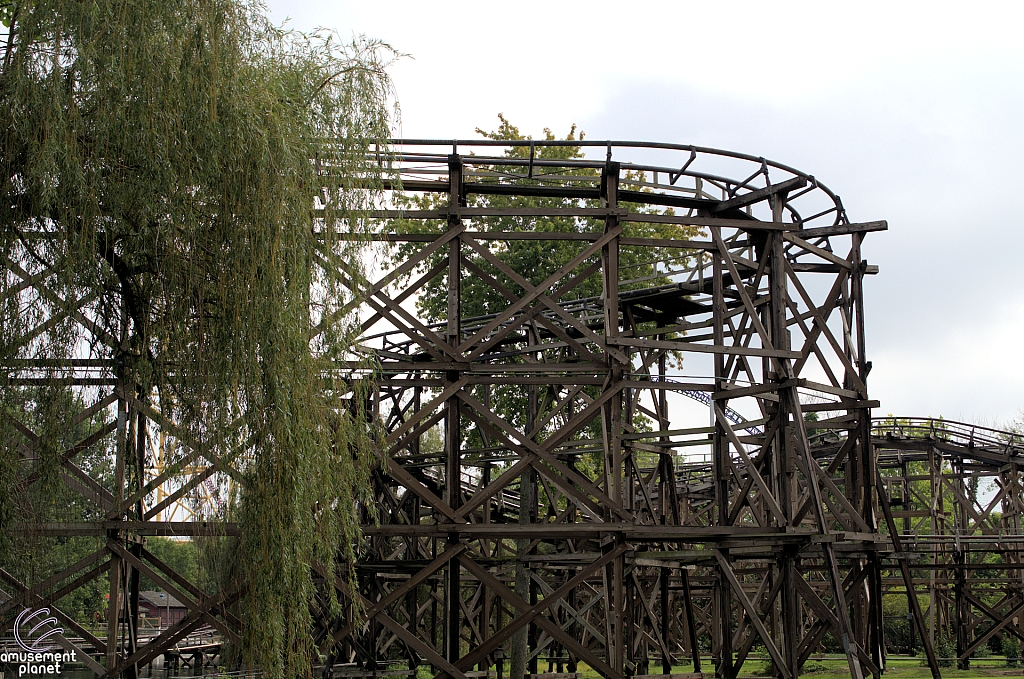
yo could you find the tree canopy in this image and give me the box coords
[0,0,396,676]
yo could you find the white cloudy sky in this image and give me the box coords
[268,0,1024,427]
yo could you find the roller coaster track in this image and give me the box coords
[13,135,1019,679]
[871,416,1024,460]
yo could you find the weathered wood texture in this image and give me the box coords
[6,140,1022,679]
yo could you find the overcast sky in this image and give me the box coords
[268,0,1024,428]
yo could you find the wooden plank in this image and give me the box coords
[325,544,467,648]
[359,523,795,539]
[459,226,622,358]
[712,176,807,213]
[376,611,470,679]
[3,521,240,536]
[355,259,448,335]
[325,222,466,325]
[783,232,854,270]
[454,455,534,520]
[385,457,461,523]
[384,378,468,445]
[107,540,241,646]
[713,378,803,401]
[714,551,791,678]
[0,565,109,654]
[459,258,603,364]
[456,391,616,518]
[0,547,110,618]
[107,587,242,676]
[797,221,887,239]
[609,337,801,360]
[713,404,786,525]
[624,213,798,231]
[450,548,627,679]
[141,547,242,629]
[620,237,714,250]
[711,228,776,358]
[460,236,628,364]
[784,261,868,397]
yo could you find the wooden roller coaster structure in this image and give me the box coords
[3,139,1024,679]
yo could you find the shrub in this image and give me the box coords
[1005,636,1019,666]
[820,632,843,653]
[935,636,955,667]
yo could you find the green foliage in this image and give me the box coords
[0,1,396,677]
[935,636,955,667]
[0,0,16,28]
[0,386,113,625]
[820,632,843,654]
[1004,635,1019,666]
[876,414,1006,538]
[801,661,829,674]
[140,537,199,591]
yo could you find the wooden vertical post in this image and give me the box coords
[681,568,701,672]
[107,374,128,674]
[600,159,626,676]
[710,237,732,679]
[767,195,800,679]
[445,152,464,665]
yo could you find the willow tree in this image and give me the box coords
[0,0,395,676]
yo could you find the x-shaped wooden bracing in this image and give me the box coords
[1,547,240,678]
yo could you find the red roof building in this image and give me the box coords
[138,591,187,627]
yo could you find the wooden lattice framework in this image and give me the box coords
[337,140,887,679]
[4,139,1024,679]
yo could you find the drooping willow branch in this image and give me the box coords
[0,1,398,677]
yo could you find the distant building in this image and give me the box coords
[138,591,187,627]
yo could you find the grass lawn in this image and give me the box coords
[558,656,1024,679]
